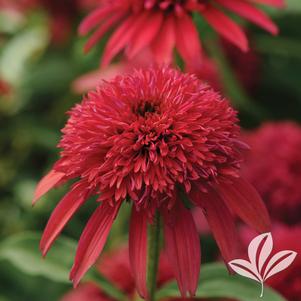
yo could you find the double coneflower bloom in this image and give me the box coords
[34,66,270,298]
[79,0,284,68]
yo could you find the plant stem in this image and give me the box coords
[260,281,264,298]
[147,212,161,301]
[89,269,130,301]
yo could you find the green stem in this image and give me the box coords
[147,212,161,301]
[88,269,130,301]
[260,281,264,298]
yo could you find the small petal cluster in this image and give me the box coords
[34,67,270,298]
[242,122,301,225]
[79,0,284,68]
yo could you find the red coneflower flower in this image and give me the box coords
[79,0,284,68]
[242,122,301,225]
[33,66,270,298]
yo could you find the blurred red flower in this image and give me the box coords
[0,78,11,96]
[34,66,270,298]
[61,247,174,301]
[79,0,283,68]
[242,122,301,225]
[240,224,301,301]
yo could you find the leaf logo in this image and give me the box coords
[228,232,297,297]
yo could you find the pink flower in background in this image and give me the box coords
[242,122,301,225]
[33,66,270,298]
[240,225,301,301]
[72,50,151,94]
[79,0,283,68]
[0,0,35,11]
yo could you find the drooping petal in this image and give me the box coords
[192,187,240,263]
[201,5,248,52]
[151,15,176,64]
[218,177,271,232]
[126,12,163,59]
[216,0,278,34]
[40,181,91,256]
[163,200,200,297]
[84,12,125,53]
[175,13,202,69]
[33,170,65,205]
[78,6,117,35]
[101,13,149,67]
[70,202,120,286]
[129,207,148,298]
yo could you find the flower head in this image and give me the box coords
[34,66,270,298]
[242,122,301,225]
[79,0,284,68]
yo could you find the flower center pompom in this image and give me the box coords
[56,67,242,212]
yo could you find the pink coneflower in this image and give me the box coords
[79,0,284,68]
[34,66,270,298]
[242,122,301,225]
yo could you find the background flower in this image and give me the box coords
[79,0,283,68]
[242,122,301,225]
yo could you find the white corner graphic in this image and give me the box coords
[228,232,297,297]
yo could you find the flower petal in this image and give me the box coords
[216,0,278,35]
[84,12,124,53]
[163,200,200,297]
[218,177,271,232]
[201,5,248,52]
[40,181,90,256]
[151,15,176,64]
[129,207,148,298]
[195,187,240,263]
[70,202,120,286]
[175,13,202,69]
[33,170,65,205]
[126,12,163,59]
[78,5,117,35]
[101,13,149,67]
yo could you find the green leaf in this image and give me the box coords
[156,263,287,301]
[0,26,49,84]
[0,232,129,301]
[0,232,75,283]
[283,0,301,13]
[254,35,301,59]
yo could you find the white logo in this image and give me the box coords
[228,232,297,297]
